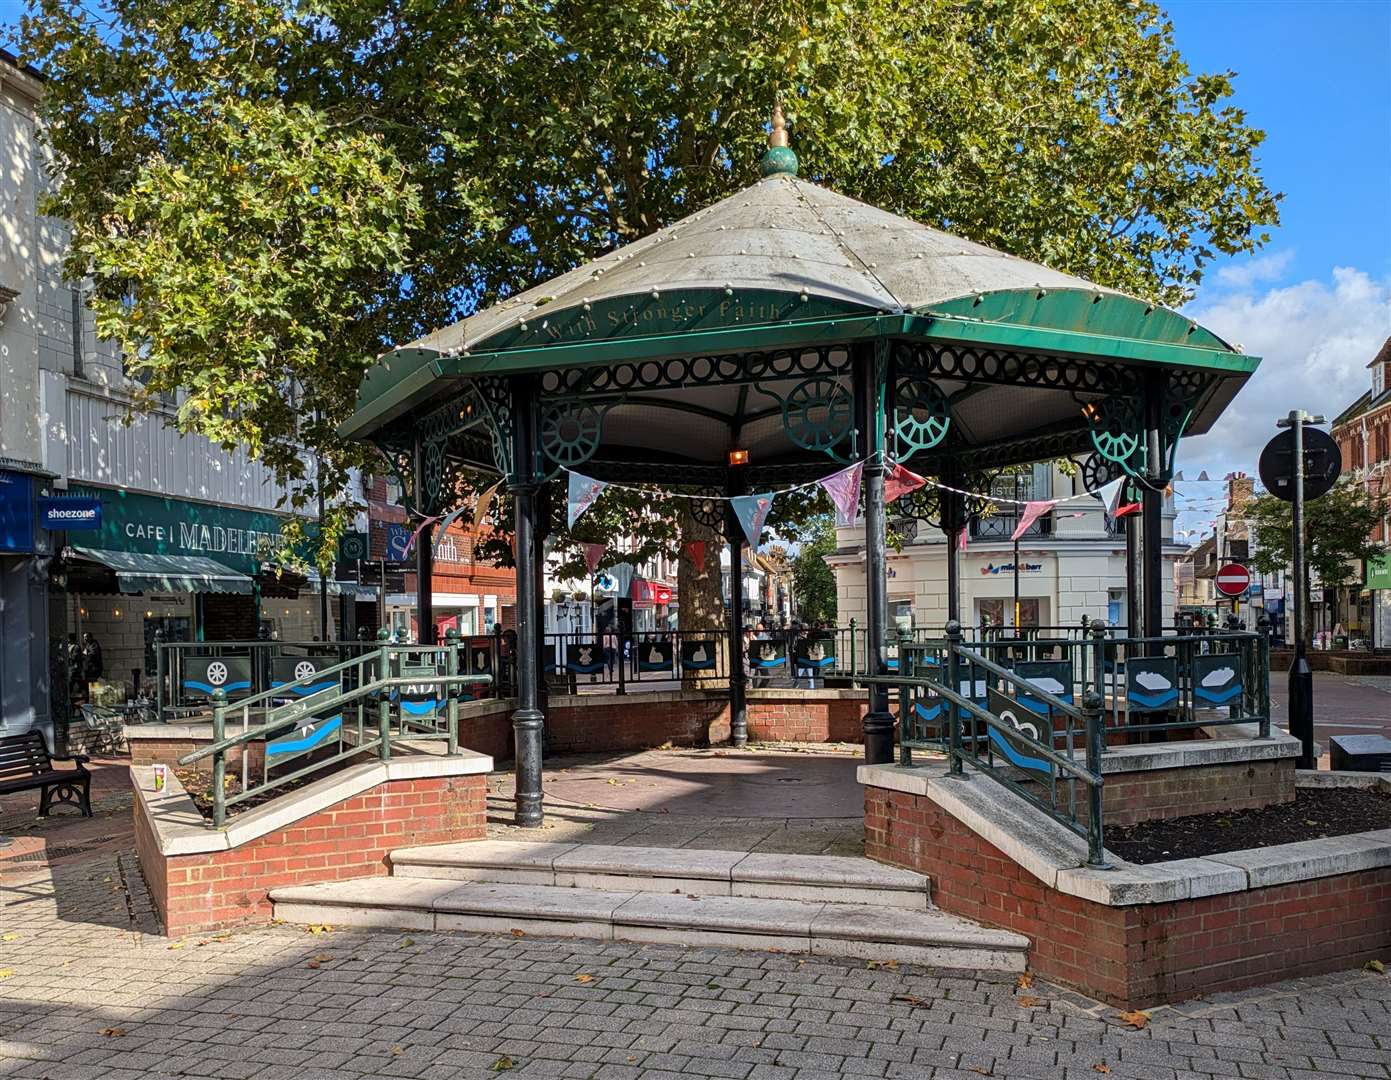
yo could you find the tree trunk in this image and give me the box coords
[677,507,724,632]
[677,507,726,689]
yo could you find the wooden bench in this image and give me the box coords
[0,731,92,817]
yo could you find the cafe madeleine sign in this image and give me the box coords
[70,486,296,574]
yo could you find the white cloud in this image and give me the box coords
[1179,266,1391,481]
[1214,250,1296,290]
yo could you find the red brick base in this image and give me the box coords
[1090,758,1294,826]
[134,774,487,937]
[866,785,1391,1007]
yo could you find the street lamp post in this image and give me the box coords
[1276,409,1324,770]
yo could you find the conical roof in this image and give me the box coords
[411,173,1128,357]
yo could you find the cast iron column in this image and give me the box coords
[1286,411,1315,768]
[726,463,749,747]
[857,341,894,764]
[945,463,963,625]
[1124,508,1140,637]
[510,377,545,826]
[412,432,436,645]
[1142,374,1166,640]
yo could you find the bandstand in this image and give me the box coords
[341,108,1262,828]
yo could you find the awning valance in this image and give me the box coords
[69,546,253,595]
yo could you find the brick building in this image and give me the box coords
[1330,335,1391,647]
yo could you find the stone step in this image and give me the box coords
[388,841,932,909]
[269,878,1028,971]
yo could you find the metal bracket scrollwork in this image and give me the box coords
[892,379,950,462]
[1160,371,1208,482]
[540,401,613,480]
[1084,396,1147,478]
[762,376,855,462]
[472,376,514,480]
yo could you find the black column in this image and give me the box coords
[1142,374,1166,640]
[856,341,894,764]
[1124,510,1140,638]
[726,464,748,747]
[413,433,436,645]
[945,463,963,625]
[510,377,544,827]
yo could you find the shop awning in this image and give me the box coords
[69,546,253,595]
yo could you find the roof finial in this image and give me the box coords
[760,101,798,178]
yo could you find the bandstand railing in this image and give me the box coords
[177,642,492,827]
[851,619,1274,868]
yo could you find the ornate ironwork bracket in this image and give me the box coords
[891,378,950,462]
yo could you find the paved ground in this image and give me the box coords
[484,747,869,856]
[1269,671,1391,743]
[2,847,1390,1079]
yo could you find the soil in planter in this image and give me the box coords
[1105,786,1391,864]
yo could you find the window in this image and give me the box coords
[1374,363,1385,397]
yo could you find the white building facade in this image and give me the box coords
[828,463,1179,635]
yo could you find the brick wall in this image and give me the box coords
[128,736,264,776]
[134,773,487,937]
[866,786,1391,1008]
[1094,758,1294,826]
[746,697,867,743]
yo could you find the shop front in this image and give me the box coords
[1367,552,1391,651]
[49,486,325,707]
[0,468,54,740]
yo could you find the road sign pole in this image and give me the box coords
[1286,410,1315,768]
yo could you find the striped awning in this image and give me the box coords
[69,546,253,595]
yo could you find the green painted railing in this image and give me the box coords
[176,641,491,828]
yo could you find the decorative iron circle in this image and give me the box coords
[688,490,725,530]
[422,440,445,509]
[781,377,853,452]
[893,380,950,461]
[541,403,604,469]
[895,483,942,528]
[1082,451,1125,498]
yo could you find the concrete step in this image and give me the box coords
[388,841,932,909]
[269,878,1028,971]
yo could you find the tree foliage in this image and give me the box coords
[1247,481,1387,588]
[20,0,1281,560]
[792,514,839,624]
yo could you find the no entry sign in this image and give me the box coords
[1215,562,1251,597]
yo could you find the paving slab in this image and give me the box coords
[611,892,823,936]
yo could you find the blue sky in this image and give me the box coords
[1164,0,1391,540]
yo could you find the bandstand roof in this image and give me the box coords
[343,142,1259,502]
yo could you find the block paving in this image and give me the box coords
[2,844,1389,1079]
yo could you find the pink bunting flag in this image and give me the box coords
[957,526,968,552]
[818,462,863,526]
[884,463,928,504]
[1011,500,1057,541]
[403,515,442,557]
[582,542,606,575]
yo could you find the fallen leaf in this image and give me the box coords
[1015,973,1033,990]
[1017,996,1044,1008]
[167,943,184,950]
[313,953,332,963]
[391,1046,405,1056]
[306,960,321,970]
[0,934,17,942]
[574,974,595,984]
[510,929,526,938]
[490,1056,514,1071]
[967,1068,991,1076]
[867,959,898,971]
[0,970,12,980]
[307,924,333,935]
[891,994,929,1008]
[210,932,231,942]
[401,937,415,947]
[1118,1009,1149,1030]
[100,1028,127,1038]
[1093,1064,1112,1074]
[1365,959,1386,974]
